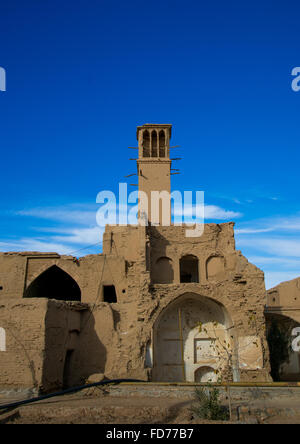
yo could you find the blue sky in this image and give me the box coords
[0,0,300,289]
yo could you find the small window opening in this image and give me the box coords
[152,131,158,157]
[180,255,199,283]
[159,130,166,157]
[103,285,117,303]
[143,130,150,157]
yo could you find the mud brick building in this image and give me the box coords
[1,123,287,393]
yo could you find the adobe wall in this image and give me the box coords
[42,300,116,392]
[0,297,47,390]
[108,281,271,382]
[266,277,300,324]
[265,277,300,381]
[0,222,272,387]
[0,252,127,305]
[265,312,300,381]
[149,223,237,284]
[0,297,119,393]
[98,223,271,382]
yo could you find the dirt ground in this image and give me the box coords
[0,393,208,424]
[1,388,300,424]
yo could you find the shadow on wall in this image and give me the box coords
[41,304,107,393]
[266,313,300,382]
[150,226,173,284]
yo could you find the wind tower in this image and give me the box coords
[136,124,173,225]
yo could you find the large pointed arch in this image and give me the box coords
[152,292,237,382]
[24,265,81,302]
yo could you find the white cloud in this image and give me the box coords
[173,204,242,220]
[235,228,273,234]
[52,226,104,245]
[0,233,103,255]
[205,205,242,220]
[236,214,300,235]
[0,239,74,255]
[238,236,300,258]
[6,203,109,254]
[1,204,105,256]
[236,214,300,288]
[16,204,98,226]
[248,256,300,268]
[264,271,300,290]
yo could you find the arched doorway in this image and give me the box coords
[24,265,81,302]
[152,293,236,382]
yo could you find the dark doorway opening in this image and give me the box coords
[24,265,81,302]
[103,285,117,303]
[63,350,74,389]
[180,255,199,283]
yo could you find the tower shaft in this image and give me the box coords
[136,124,172,225]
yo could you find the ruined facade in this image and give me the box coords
[0,124,273,393]
[265,278,300,381]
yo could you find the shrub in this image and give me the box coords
[191,386,229,421]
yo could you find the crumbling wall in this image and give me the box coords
[267,277,300,313]
[73,303,116,385]
[0,252,127,305]
[265,277,300,382]
[41,300,121,392]
[0,253,27,299]
[0,298,47,390]
[149,223,236,284]
[0,222,272,387]
[0,297,117,393]
[265,312,300,382]
[92,223,271,383]
[41,300,85,391]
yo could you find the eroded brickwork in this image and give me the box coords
[0,124,274,391]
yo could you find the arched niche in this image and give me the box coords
[195,366,217,383]
[206,256,225,280]
[152,256,174,284]
[24,265,81,302]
